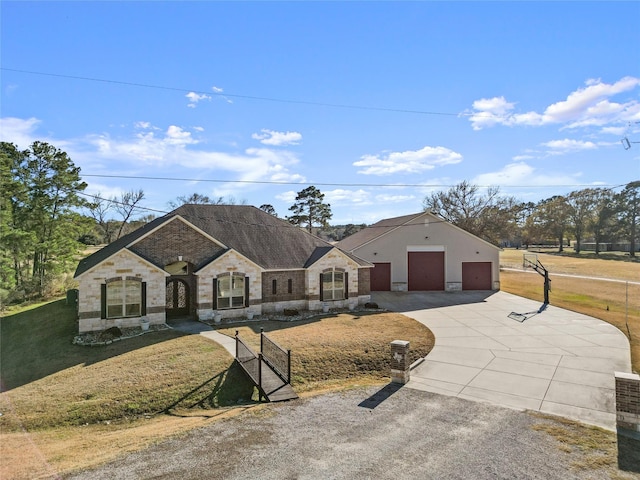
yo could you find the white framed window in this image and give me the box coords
[217,274,245,309]
[106,279,141,318]
[321,270,345,301]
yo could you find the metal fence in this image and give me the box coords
[261,331,291,383]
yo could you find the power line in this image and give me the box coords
[2,67,468,117]
[78,191,459,230]
[81,173,620,189]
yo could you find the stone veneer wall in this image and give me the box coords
[77,249,168,332]
[130,217,225,269]
[195,250,263,320]
[306,249,362,311]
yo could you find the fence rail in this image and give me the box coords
[261,331,291,383]
[235,329,296,402]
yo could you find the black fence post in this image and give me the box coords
[260,327,264,354]
[258,352,263,400]
[287,349,291,383]
[235,330,239,359]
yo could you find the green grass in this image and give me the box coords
[0,301,254,431]
[217,312,435,393]
[0,302,435,433]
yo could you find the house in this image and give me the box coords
[337,211,500,292]
[74,205,372,333]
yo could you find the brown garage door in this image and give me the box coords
[370,263,391,291]
[408,251,444,291]
[462,262,492,290]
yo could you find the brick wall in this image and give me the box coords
[130,217,225,270]
[358,267,371,296]
[262,270,306,303]
[615,371,640,432]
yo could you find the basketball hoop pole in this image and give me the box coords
[524,255,550,309]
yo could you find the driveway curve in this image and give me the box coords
[372,291,632,430]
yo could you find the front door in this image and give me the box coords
[166,278,190,318]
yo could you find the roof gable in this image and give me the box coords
[76,204,371,276]
[337,211,500,252]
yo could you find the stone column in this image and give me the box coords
[390,340,410,384]
[615,371,640,433]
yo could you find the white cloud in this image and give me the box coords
[186,91,211,108]
[354,146,462,175]
[0,117,42,147]
[211,86,233,104]
[275,190,297,203]
[83,183,126,202]
[541,138,597,155]
[324,189,371,205]
[601,126,627,136]
[165,125,198,145]
[512,154,535,161]
[252,129,302,146]
[375,193,416,203]
[472,162,580,187]
[467,76,640,130]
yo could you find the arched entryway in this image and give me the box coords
[166,278,190,318]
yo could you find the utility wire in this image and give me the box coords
[81,173,621,190]
[2,67,470,117]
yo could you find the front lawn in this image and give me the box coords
[217,311,435,392]
[0,301,434,478]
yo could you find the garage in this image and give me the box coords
[408,251,444,291]
[370,263,391,291]
[462,262,492,290]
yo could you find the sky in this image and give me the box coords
[1,1,639,224]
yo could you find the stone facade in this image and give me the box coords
[306,248,369,311]
[76,211,372,333]
[76,249,168,332]
[195,250,263,321]
[615,371,640,432]
[390,340,410,384]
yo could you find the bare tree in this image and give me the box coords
[423,181,517,244]
[168,193,247,209]
[114,189,145,240]
[87,193,117,243]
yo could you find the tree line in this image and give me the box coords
[2,141,638,306]
[423,180,640,255]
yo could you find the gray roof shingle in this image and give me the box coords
[75,204,369,277]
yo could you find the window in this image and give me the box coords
[321,270,345,301]
[287,278,293,294]
[272,279,277,295]
[217,274,245,309]
[106,279,141,318]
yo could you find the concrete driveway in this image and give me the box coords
[372,290,632,430]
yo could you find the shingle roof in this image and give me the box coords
[75,204,370,277]
[336,212,425,252]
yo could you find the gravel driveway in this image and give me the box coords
[64,386,627,480]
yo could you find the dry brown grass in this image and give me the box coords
[0,334,245,432]
[500,249,640,373]
[531,413,640,477]
[1,408,258,480]
[217,311,435,392]
[501,248,640,281]
[1,307,434,479]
